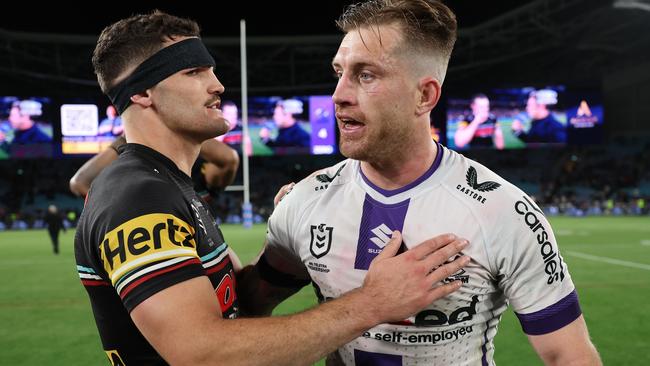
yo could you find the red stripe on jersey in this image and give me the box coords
[475,125,495,137]
[81,279,110,287]
[389,320,414,326]
[205,257,231,275]
[119,258,201,299]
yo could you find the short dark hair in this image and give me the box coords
[92,10,201,93]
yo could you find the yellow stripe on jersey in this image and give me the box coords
[105,350,126,366]
[99,213,198,283]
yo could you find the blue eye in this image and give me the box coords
[359,72,373,82]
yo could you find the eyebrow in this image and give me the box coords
[331,59,379,74]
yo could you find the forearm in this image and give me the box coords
[203,160,237,189]
[494,127,505,149]
[200,140,239,189]
[136,276,376,366]
[540,346,601,366]
[69,146,120,196]
[530,316,602,366]
[454,123,478,147]
[209,288,375,366]
[136,233,470,365]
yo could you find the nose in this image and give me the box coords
[332,74,354,107]
[208,69,225,95]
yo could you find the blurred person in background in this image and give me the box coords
[44,204,65,254]
[259,98,311,148]
[97,105,123,136]
[216,100,252,156]
[454,93,504,149]
[1,100,52,145]
[512,89,567,144]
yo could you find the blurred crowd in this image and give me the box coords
[1,136,649,231]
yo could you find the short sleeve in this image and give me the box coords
[94,176,204,311]
[494,195,581,335]
[259,186,311,288]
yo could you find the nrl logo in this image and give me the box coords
[466,166,501,192]
[310,224,333,258]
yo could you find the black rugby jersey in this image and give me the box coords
[458,114,498,148]
[75,143,238,365]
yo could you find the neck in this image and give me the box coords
[123,113,201,177]
[360,139,437,191]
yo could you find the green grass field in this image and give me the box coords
[1,217,648,365]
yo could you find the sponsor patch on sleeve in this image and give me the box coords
[99,213,198,285]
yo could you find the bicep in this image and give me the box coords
[69,148,119,196]
[130,276,223,365]
[527,315,601,366]
[200,139,239,168]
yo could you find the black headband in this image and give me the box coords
[107,38,216,114]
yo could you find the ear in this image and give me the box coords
[130,90,153,109]
[415,77,441,117]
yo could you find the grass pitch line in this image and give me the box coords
[566,251,650,271]
[641,240,650,246]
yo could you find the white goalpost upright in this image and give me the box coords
[223,20,251,228]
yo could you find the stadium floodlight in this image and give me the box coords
[613,0,650,12]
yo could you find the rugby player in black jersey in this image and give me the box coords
[74,10,469,365]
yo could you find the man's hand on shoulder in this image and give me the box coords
[274,182,296,207]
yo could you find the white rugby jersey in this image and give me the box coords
[263,143,581,366]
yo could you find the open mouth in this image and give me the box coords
[338,115,365,131]
[206,98,221,110]
[342,120,364,130]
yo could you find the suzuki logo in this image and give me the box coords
[370,224,392,248]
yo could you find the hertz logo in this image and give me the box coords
[100,213,197,281]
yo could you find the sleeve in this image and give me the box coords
[258,185,312,288]
[493,194,581,335]
[97,176,205,312]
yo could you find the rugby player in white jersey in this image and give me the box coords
[76,10,472,365]
[238,1,602,365]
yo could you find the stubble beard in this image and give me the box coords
[340,128,404,164]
